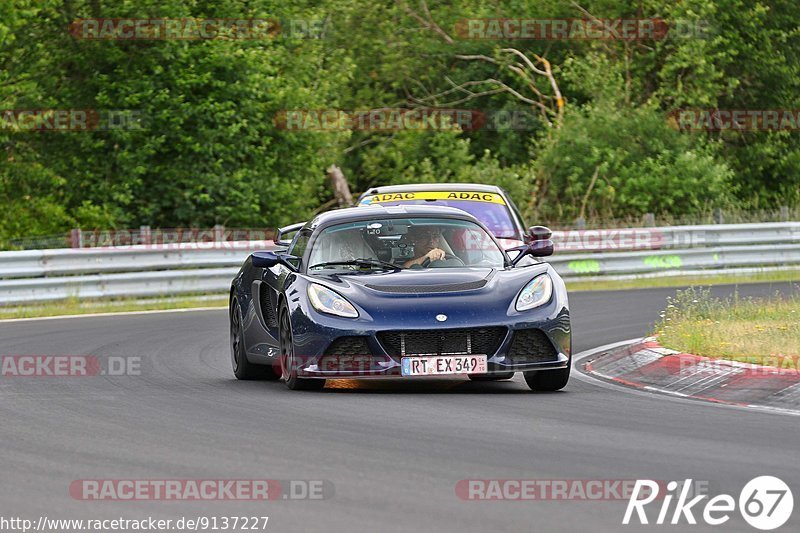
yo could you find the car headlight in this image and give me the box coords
[515,274,553,311]
[307,284,359,318]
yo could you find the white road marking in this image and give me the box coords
[0,306,227,323]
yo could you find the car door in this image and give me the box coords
[245,230,310,361]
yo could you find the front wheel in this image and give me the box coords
[279,307,325,391]
[523,366,570,391]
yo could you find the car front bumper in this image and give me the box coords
[289,304,571,379]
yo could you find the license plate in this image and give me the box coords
[401,355,487,376]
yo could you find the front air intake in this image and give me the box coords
[377,327,507,357]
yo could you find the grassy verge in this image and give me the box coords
[0,295,228,320]
[654,287,799,364]
[566,268,800,292]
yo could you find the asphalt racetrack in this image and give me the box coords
[2,282,798,532]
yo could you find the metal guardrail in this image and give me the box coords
[1,222,798,305]
[550,222,800,251]
[0,268,238,304]
[0,243,262,279]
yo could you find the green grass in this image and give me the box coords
[566,269,800,292]
[653,287,800,363]
[0,295,228,320]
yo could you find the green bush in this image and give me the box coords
[531,101,734,222]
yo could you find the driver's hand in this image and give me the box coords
[425,248,446,261]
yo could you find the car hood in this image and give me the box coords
[344,268,496,294]
[306,264,549,305]
[298,263,561,328]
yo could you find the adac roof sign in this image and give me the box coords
[360,191,506,205]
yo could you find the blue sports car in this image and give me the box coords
[229,205,571,391]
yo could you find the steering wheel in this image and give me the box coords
[421,253,465,268]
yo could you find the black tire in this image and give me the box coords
[230,297,279,380]
[279,306,325,391]
[469,372,515,381]
[523,366,570,391]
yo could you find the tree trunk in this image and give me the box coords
[326,164,353,207]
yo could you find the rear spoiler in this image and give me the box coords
[273,222,305,246]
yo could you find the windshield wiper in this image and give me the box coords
[309,258,401,272]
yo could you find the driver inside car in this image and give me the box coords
[403,226,447,268]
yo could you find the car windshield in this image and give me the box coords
[308,217,506,272]
[358,195,520,239]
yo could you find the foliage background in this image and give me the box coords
[1,0,798,246]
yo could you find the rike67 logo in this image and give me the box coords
[624,476,793,530]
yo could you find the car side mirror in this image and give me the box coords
[508,226,555,265]
[251,251,298,271]
[507,240,555,264]
[528,238,555,257]
[525,225,552,243]
[251,251,280,268]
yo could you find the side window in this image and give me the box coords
[287,230,311,267]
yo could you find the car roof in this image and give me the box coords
[358,183,505,199]
[308,204,480,230]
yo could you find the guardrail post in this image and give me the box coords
[575,218,585,230]
[713,208,725,224]
[214,224,225,243]
[643,213,655,227]
[780,206,790,221]
[70,228,83,248]
[140,225,152,246]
